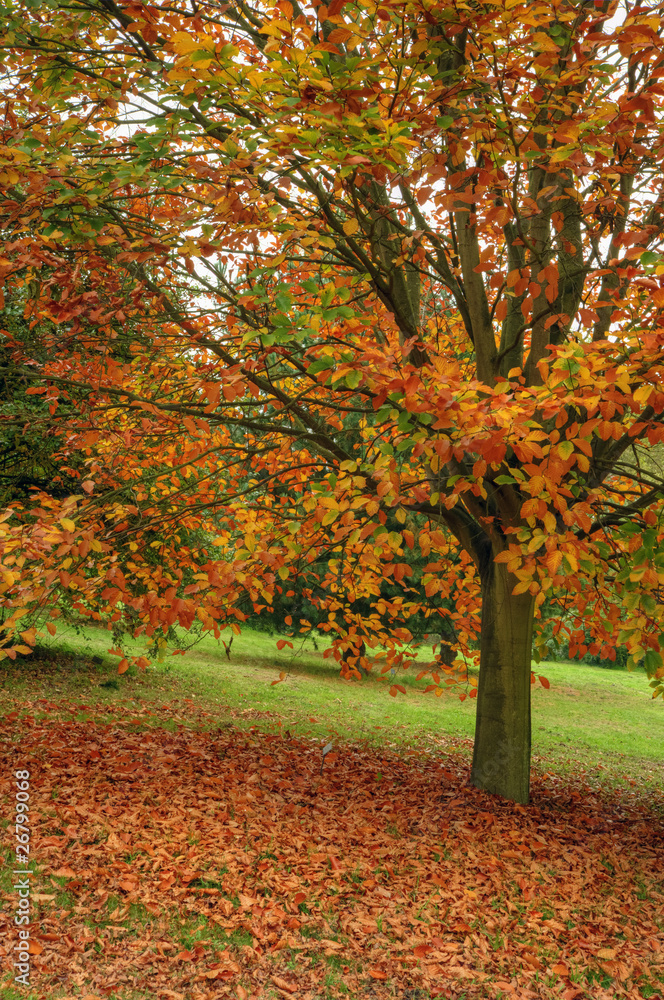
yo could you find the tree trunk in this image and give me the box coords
[470,560,536,804]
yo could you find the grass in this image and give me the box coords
[0,657,662,1000]
[2,621,662,792]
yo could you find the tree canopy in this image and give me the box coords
[1,0,664,801]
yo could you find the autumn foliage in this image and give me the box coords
[2,0,664,801]
[1,695,664,999]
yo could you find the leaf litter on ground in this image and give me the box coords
[0,698,663,1000]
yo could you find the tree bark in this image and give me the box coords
[470,560,535,804]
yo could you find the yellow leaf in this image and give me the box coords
[634,384,653,406]
[171,31,201,55]
[60,517,76,532]
[546,550,563,575]
[1,570,15,586]
[342,218,359,236]
[563,550,578,573]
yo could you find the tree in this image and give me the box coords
[1,0,664,803]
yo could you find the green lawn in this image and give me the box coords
[4,623,662,793]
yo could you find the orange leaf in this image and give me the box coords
[118,659,129,674]
[368,969,388,980]
[538,675,550,689]
[413,944,434,958]
[522,951,542,969]
[271,976,297,994]
[389,683,406,697]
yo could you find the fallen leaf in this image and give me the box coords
[551,961,569,975]
[413,944,434,958]
[52,866,76,877]
[271,975,297,993]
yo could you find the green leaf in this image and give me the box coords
[308,357,336,375]
[644,649,662,675]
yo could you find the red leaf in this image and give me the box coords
[539,675,550,689]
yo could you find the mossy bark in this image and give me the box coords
[470,560,536,805]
